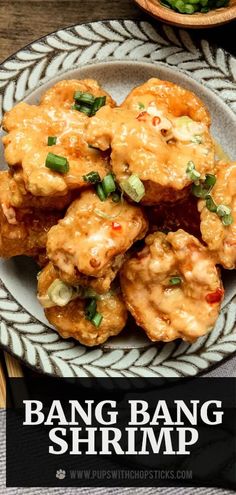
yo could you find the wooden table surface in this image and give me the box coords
[0,0,236,63]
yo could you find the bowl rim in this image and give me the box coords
[134,0,236,28]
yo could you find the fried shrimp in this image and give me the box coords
[47,189,148,293]
[37,263,127,346]
[198,161,236,269]
[2,79,114,202]
[87,78,214,205]
[120,230,223,342]
[0,170,74,211]
[0,170,62,257]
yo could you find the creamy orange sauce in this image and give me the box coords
[199,161,236,269]
[47,189,148,292]
[87,78,215,205]
[37,262,127,346]
[0,77,232,347]
[2,79,114,198]
[120,230,222,342]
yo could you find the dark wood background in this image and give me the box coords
[0,0,235,63]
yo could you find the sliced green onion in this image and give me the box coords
[47,136,57,146]
[216,204,231,218]
[205,174,216,188]
[37,294,56,308]
[206,195,217,213]
[184,4,195,12]
[85,298,97,320]
[138,102,145,110]
[111,192,121,203]
[83,171,101,184]
[186,161,201,182]
[47,279,74,307]
[121,174,145,203]
[96,183,106,202]
[45,153,69,174]
[79,287,100,300]
[74,91,95,105]
[91,96,106,116]
[91,312,103,327]
[192,174,216,199]
[94,207,122,221]
[102,173,116,197]
[192,183,207,198]
[221,214,233,226]
[75,104,93,116]
[169,276,182,286]
[191,135,202,144]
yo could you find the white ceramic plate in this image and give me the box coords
[0,20,236,378]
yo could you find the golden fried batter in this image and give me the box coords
[37,263,127,346]
[0,170,73,211]
[2,79,114,202]
[47,189,148,292]
[0,170,62,257]
[198,161,236,269]
[87,78,214,205]
[120,230,223,342]
[0,206,61,258]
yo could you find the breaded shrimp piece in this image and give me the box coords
[87,78,214,205]
[47,189,148,293]
[0,170,62,257]
[120,230,223,343]
[198,161,236,269]
[0,170,73,211]
[2,79,114,200]
[37,263,127,346]
[0,206,61,258]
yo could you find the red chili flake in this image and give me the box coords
[205,288,224,304]
[152,116,161,126]
[137,111,149,122]
[112,222,122,231]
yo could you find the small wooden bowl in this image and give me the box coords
[134,0,236,28]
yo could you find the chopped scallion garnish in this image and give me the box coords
[191,135,202,144]
[91,96,106,116]
[111,192,121,203]
[121,174,145,203]
[216,204,231,217]
[102,173,116,197]
[138,102,145,110]
[91,312,103,327]
[96,183,106,202]
[74,91,95,105]
[169,277,182,286]
[206,195,217,213]
[83,171,101,184]
[85,298,97,320]
[205,174,217,188]
[191,173,216,199]
[47,279,74,306]
[221,214,233,226]
[186,161,201,182]
[73,92,106,117]
[45,153,69,174]
[47,136,57,146]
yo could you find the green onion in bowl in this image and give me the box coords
[160,0,229,14]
